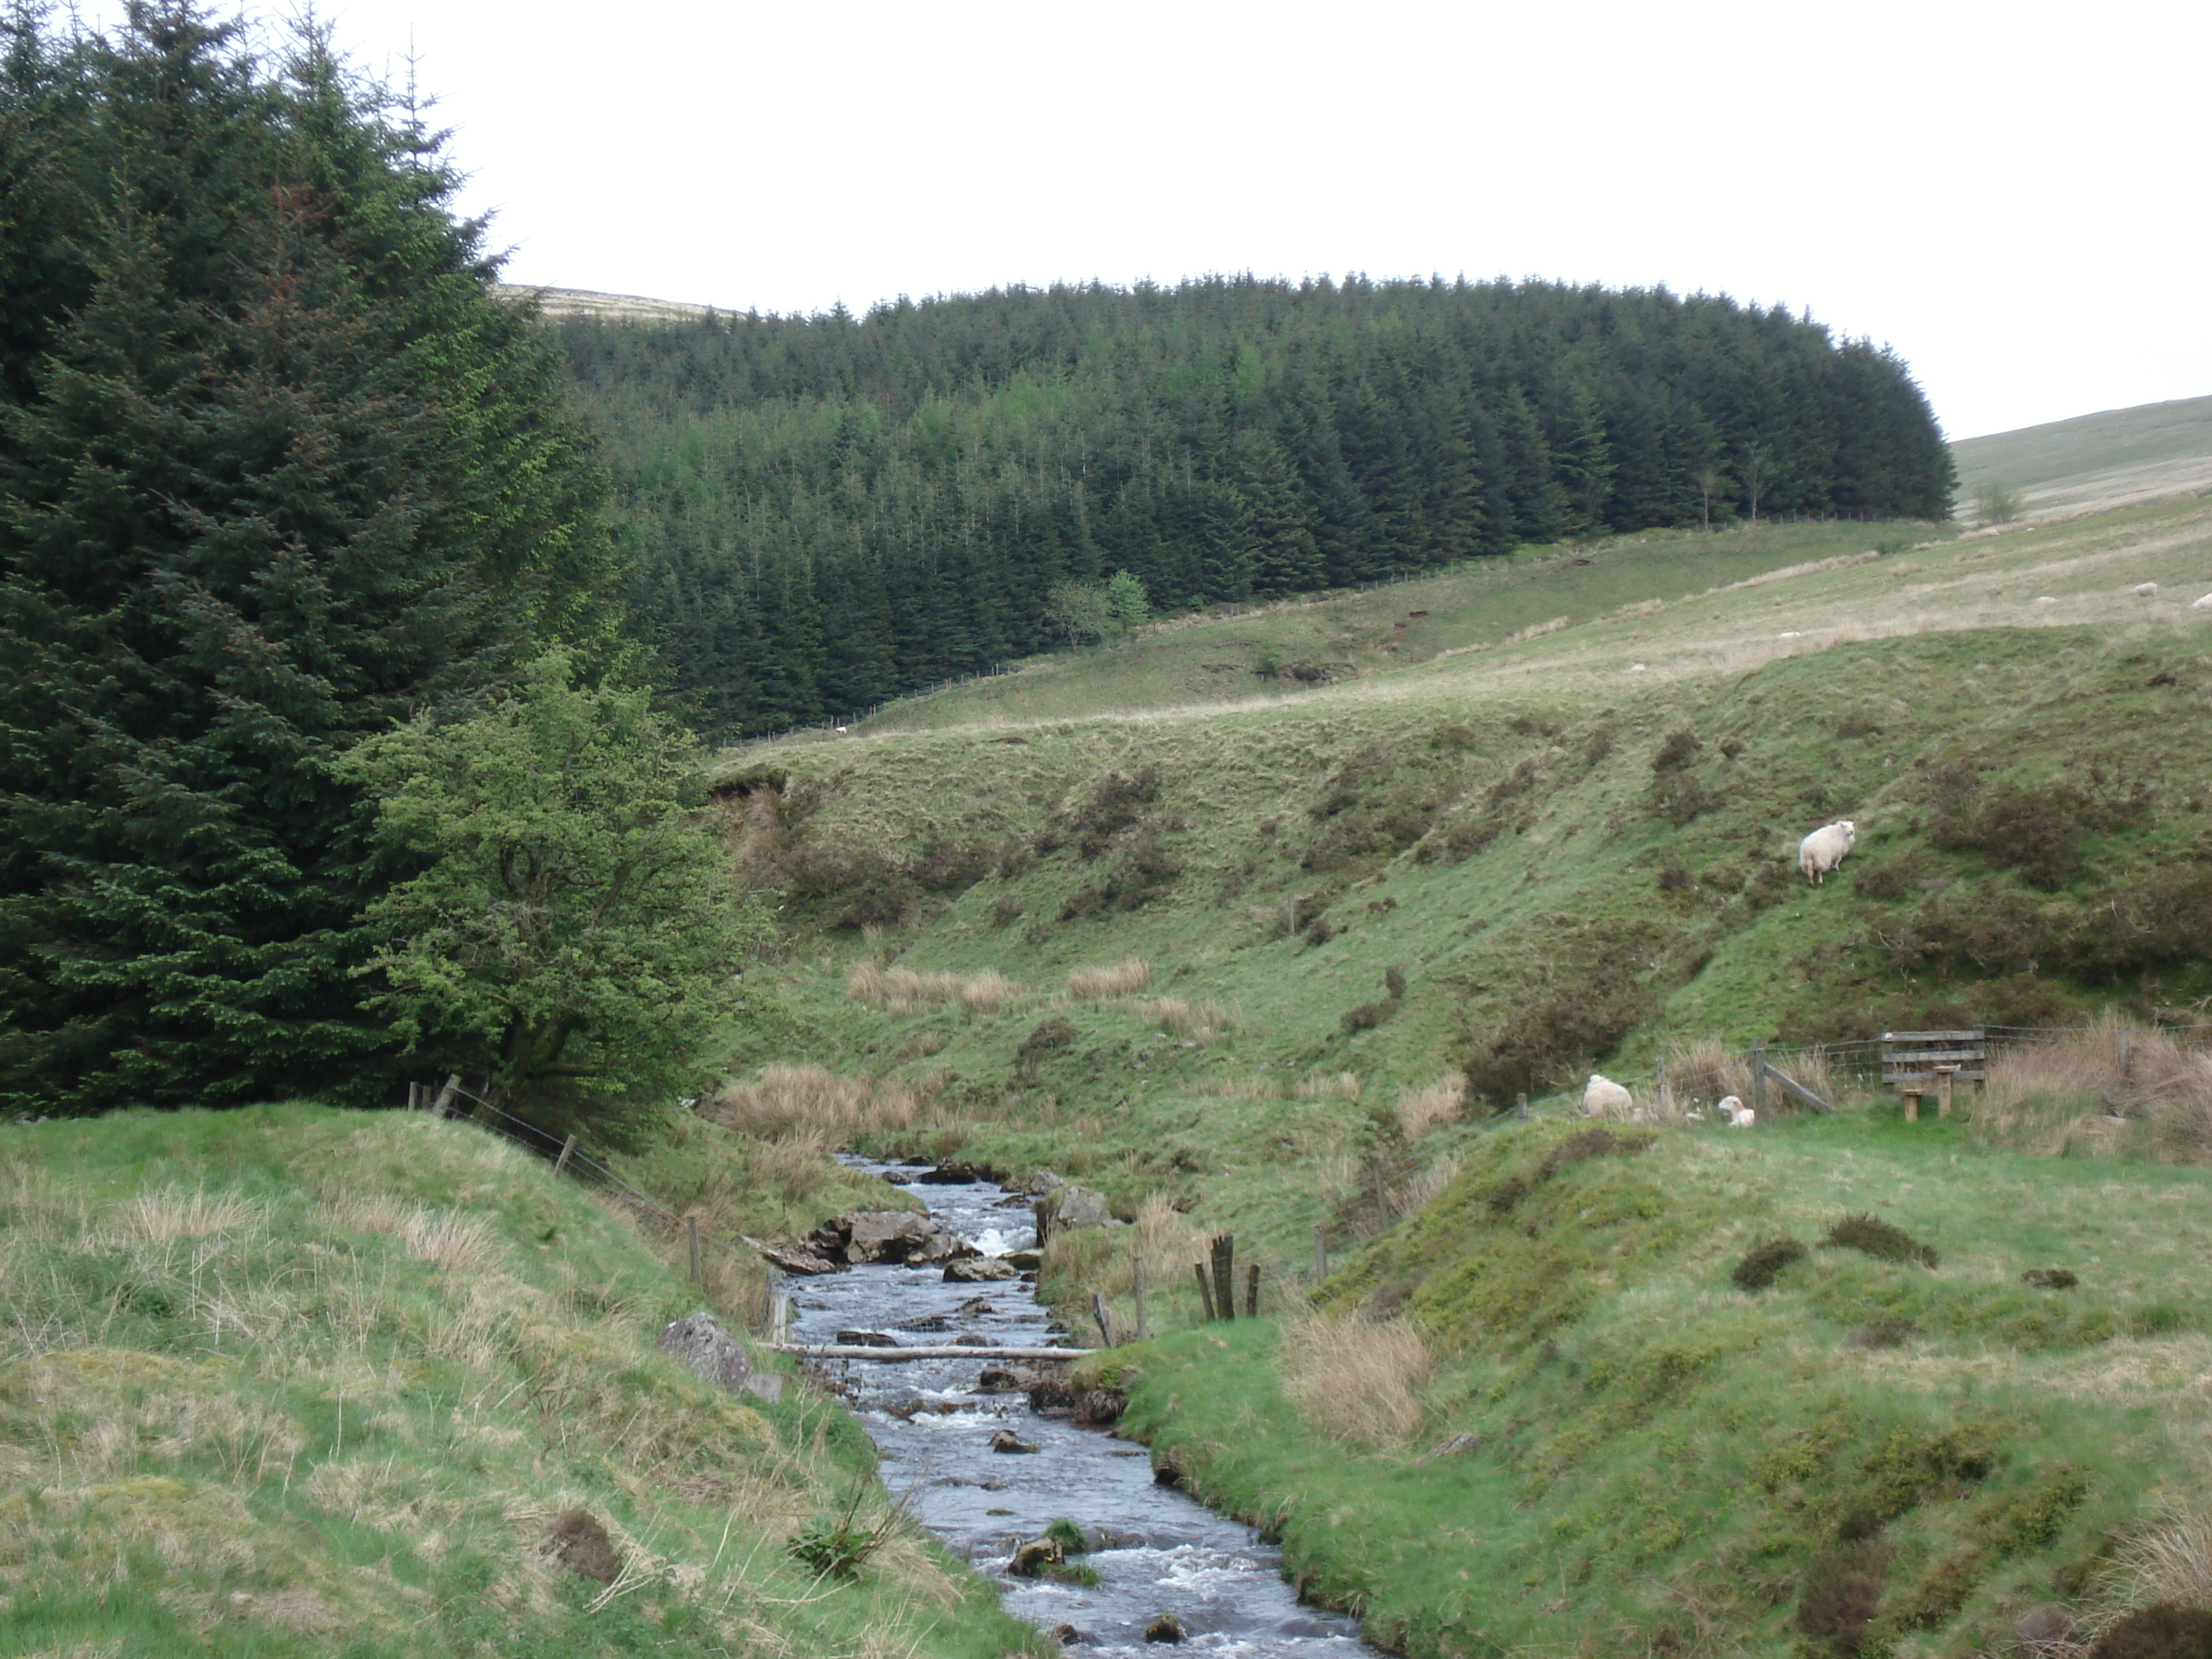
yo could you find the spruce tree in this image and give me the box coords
[0,4,621,1113]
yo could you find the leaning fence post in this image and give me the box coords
[1313,1225,1328,1282]
[1192,1262,1217,1322]
[429,1074,462,1118]
[1751,1042,1767,1119]
[687,1216,701,1284]
[1654,1058,1668,1112]
[552,1133,577,1178]
[1093,1290,1117,1348]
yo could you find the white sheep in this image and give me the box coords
[2133,583,2159,599]
[1721,1095,1756,1128]
[1798,819,1857,885]
[1583,1074,1632,1119]
[2195,593,2212,613]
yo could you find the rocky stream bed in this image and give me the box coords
[784,1159,1382,1657]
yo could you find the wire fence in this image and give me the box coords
[416,1016,2212,1351]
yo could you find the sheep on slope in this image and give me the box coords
[1583,1074,1633,1119]
[1798,819,1857,885]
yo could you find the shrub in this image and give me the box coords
[1731,1236,1808,1291]
[910,837,996,892]
[1823,1213,1939,1269]
[1069,767,1160,859]
[1651,729,1701,773]
[1796,1542,1890,1655]
[2089,1604,2212,1659]
[1015,1017,1079,1082]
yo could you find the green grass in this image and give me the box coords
[1098,1111,2212,1657]
[698,493,2212,1654]
[0,1105,1040,1659]
[1953,393,2212,519]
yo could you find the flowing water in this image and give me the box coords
[785,1161,1382,1657]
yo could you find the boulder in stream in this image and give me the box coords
[1144,1613,1187,1643]
[1008,1537,1063,1577]
[1075,1387,1127,1426]
[833,1328,900,1347]
[756,1240,840,1276]
[989,1429,1041,1454]
[944,1256,1019,1283]
[820,1209,965,1265]
[1038,1183,1114,1232]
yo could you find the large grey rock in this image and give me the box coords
[1043,1183,1114,1231]
[657,1312,753,1393]
[944,1256,1020,1284]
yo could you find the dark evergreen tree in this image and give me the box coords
[0,3,621,1114]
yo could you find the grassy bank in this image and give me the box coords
[1093,1108,2212,1657]
[0,1104,1038,1659]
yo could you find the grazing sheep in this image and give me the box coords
[1798,820,1857,885]
[1583,1074,1632,1119]
[2195,593,2212,613]
[2133,583,2159,598]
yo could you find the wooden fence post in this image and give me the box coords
[1654,1058,1667,1112]
[429,1074,462,1118]
[1133,1258,1148,1342]
[553,1133,577,1178]
[1751,1042,1767,1119]
[687,1216,701,1285]
[1516,1092,1528,1121]
[406,1082,420,1111]
[1192,1262,1217,1322]
[1210,1235,1236,1322]
[1313,1225,1328,1282]
[1245,1263,1259,1319]
[1093,1290,1117,1348]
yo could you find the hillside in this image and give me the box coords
[1953,395,2212,520]
[0,1105,1036,1659]
[537,275,1951,735]
[705,491,2212,1655]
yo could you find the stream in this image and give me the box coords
[784,1160,1383,1657]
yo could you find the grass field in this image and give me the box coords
[1952,394,2212,522]
[0,1106,1038,1659]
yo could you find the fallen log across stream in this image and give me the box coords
[768,1342,1094,1361]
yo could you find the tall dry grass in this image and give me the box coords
[1295,1071,1361,1101]
[1394,1075,1465,1140]
[1276,1313,1434,1448]
[1660,1037,1837,1116]
[1126,994,1232,1040]
[707,1064,922,1140]
[1973,1020,2212,1163]
[1066,958,1151,999]
[845,961,1021,1015]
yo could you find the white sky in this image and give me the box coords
[96,0,2212,439]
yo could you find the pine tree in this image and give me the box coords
[0,4,621,1113]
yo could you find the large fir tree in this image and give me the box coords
[0,2,621,1113]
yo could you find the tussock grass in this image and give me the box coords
[1276,1313,1434,1448]
[708,1063,923,1140]
[845,961,1022,1014]
[1065,958,1151,998]
[1295,1071,1361,1101]
[1394,1075,1466,1140]
[1126,994,1232,1039]
[0,1105,1030,1659]
[1974,1020,2212,1163]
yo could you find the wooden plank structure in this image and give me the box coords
[1881,1028,1986,1122]
[769,1343,1092,1362]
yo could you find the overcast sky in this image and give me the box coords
[108,0,2212,439]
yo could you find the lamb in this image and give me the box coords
[1799,819,1856,885]
[1583,1074,1632,1119]
[2133,583,2159,599]
[1717,1094,1756,1127]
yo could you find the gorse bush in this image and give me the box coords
[1823,1212,1940,1269]
[1731,1236,1809,1291]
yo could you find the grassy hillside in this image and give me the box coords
[703,495,2212,1652]
[1953,395,2212,521]
[0,1105,1038,1659]
[1101,1109,2212,1657]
